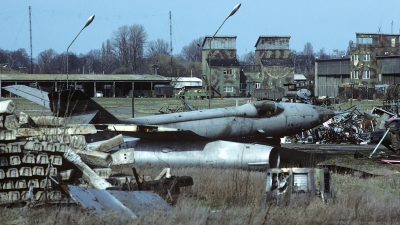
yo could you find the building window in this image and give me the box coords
[363,54,370,61]
[356,37,372,44]
[362,70,370,79]
[224,86,233,92]
[223,69,233,75]
[256,82,261,89]
[240,83,245,89]
[354,54,359,61]
[392,38,396,47]
[353,71,359,79]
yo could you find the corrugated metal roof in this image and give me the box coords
[173,77,202,82]
[0,74,170,82]
[294,74,307,80]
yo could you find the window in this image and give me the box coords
[353,54,359,61]
[256,82,261,89]
[223,86,233,92]
[356,37,372,44]
[223,69,232,75]
[392,38,396,47]
[363,54,370,61]
[353,71,359,79]
[362,70,370,79]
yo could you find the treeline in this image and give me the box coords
[0,24,348,80]
[0,24,204,77]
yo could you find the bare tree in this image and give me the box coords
[146,39,170,59]
[7,48,29,72]
[318,48,330,59]
[37,49,57,74]
[180,37,203,62]
[85,49,101,74]
[331,49,346,59]
[101,39,118,74]
[112,25,130,73]
[127,24,147,73]
[148,53,187,77]
[290,49,301,73]
[303,42,314,72]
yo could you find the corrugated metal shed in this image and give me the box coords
[0,74,170,82]
[315,59,350,75]
[379,57,400,74]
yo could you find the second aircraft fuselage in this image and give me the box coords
[121,101,334,140]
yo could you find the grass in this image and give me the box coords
[1,166,400,224]
[6,96,383,118]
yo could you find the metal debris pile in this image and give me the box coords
[289,106,374,145]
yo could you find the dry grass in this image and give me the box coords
[1,166,400,225]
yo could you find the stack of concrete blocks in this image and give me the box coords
[0,99,102,203]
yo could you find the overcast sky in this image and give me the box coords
[1,0,400,59]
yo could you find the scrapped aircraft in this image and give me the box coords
[3,85,335,170]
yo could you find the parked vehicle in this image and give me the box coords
[96,91,103,97]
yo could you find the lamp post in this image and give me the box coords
[0,64,5,98]
[66,15,95,88]
[208,3,241,108]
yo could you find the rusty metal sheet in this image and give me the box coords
[67,185,171,218]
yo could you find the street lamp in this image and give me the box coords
[208,3,241,108]
[0,63,7,98]
[66,15,95,87]
[392,20,395,34]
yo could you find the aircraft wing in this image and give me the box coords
[2,85,50,109]
[94,124,209,141]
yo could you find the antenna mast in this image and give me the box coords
[169,11,173,79]
[29,6,33,74]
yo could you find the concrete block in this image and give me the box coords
[15,180,27,189]
[22,154,36,164]
[8,191,20,201]
[32,166,45,176]
[6,168,18,178]
[9,155,21,166]
[2,180,14,189]
[19,167,32,176]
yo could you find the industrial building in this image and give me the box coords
[315,33,400,99]
[201,35,294,98]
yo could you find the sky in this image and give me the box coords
[1,0,400,60]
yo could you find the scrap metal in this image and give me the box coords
[263,167,334,205]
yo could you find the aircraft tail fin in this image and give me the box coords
[48,89,120,124]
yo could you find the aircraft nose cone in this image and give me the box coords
[314,106,335,123]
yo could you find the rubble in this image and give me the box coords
[288,106,373,145]
[0,99,192,216]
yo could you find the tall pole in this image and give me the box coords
[66,15,95,88]
[392,20,395,34]
[29,6,33,74]
[208,3,241,109]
